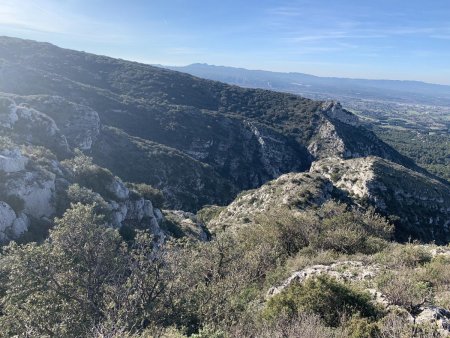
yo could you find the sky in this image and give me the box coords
[1,0,450,84]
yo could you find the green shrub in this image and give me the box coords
[344,315,380,338]
[376,268,432,317]
[126,182,165,209]
[264,275,381,327]
[61,152,117,200]
[67,184,110,216]
[377,243,432,268]
[196,205,225,226]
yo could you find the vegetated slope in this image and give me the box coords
[206,156,450,243]
[311,157,450,243]
[0,36,422,211]
[91,126,237,211]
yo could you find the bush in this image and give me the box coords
[377,243,432,268]
[126,182,165,209]
[67,184,110,216]
[258,202,393,257]
[376,268,432,317]
[312,203,393,255]
[61,152,117,200]
[264,275,381,327]
[196,205,225,227]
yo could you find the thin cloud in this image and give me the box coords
[0,0,130,42]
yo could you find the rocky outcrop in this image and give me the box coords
[0,97,71,156]
[0,201,30,241]
[0,148,28,172]
[267,259,450,334]
[91,126,239,212]
[3,169,56,219]
[308,118,348,159]
[13,95,101,150]
[208,172,333,230]
[311,156,450,242]
[109,198,165,244]
[106,178,129,201]
[416,306,450,334]
[0,201,18,241]
[268,261,382,297]
[310,156,375,199]
[320,101,360,127]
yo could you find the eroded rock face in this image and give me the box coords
[308,118,348,159]
[108,198,162,237]
[14,96,101,150]
[311,156,450,242]
[125,198,154,221]
[0,202,29,241]
[107,179,129,201]
[268,261,381,297]
[208,172,333,230]
[0,201,17,240]
[267,256,450,335]
[4,170,56,219]
[0,97,18,128]
[320,101,360,127]
[0,149,28,173]
[416,306,450,335]
[0,97,71,156]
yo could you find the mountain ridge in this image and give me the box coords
[0,36,426,211]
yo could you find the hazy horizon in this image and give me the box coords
[1,0,450,85]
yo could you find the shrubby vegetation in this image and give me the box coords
[264,275,382,327]
[3,198,448,337]
[127,182,165,209]
[374,127,450,183]
[61,151,119,200]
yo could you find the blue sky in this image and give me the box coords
[1,0,450,84]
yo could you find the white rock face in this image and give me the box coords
[125,198,154,221]
[268,261,381,297]
[310,157,376,199]
[15,105,60,137]
[0,149,28,173]
[107,179,129,200]
[109,201,128,227]
[0,201,17,236]
[209,172,333,230]
[154,208,164,222]
[16,96,101,150]
[12,213,29,237]
[320,101,360,127]
[415,306,450,335]
[307,118,348,159]
[5,171,56,219]
[109,198,158,228]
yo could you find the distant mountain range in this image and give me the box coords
[163,63,450,106]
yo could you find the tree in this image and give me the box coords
[0,203,169,337]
